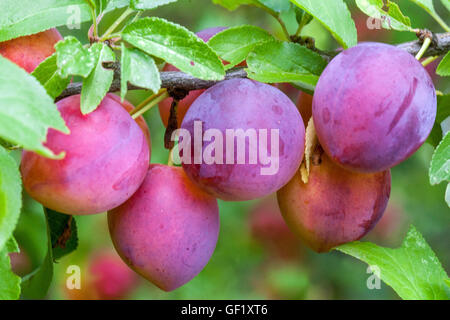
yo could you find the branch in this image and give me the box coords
[57,32,450,101]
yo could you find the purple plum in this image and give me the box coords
[179,78,305,201]
[21,94,150,215]
[313,42,437,173]
[108,164,219,292]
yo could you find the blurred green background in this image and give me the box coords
[11,0,450,300]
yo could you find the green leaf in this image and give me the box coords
[0,146,22,253]
[446,183,450,207]
[294,7,313,27]
[81,43,115,114]
[290,0,357,49]
[131,0,178,10]
[0,237,21,300]
[13,193,48,272]
[427,95,450,148]
[437,52,450,76]
[55,37,97,78]
[31,54,71,99]
[441,0,450,11]
[407,0,449,31]
[121,45,161,99]
[105,0,130,11]
[122,17,225,81]
[21,209,54,299]
[88,0,112,15]
[47,209,78,260]
[0,0,91,42]
[0,56,69,159]
[208,25,275,69]
[355,0,413,32]
[212,0,258,11]
[258,0,291,12]
[337,226,449,300]
[408,0,437,12]
[429,132,450,185]
[246,41,326,91]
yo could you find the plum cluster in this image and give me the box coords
[4,28,437,292]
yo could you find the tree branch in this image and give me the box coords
[57,32,450,101]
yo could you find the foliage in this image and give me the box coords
[337,226,449,300]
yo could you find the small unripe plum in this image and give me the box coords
[106,93,152,149]
[296,92,313,128]
[108,164,219,292]
[0,29,62,73]
[64,251,138,300]
[89,251,138,300]
[9,248,32,277]
[21,94,150,215]
[158,27,227,127]
[180,78,305,201]
[277,152,391,252]
[313,43,437,173]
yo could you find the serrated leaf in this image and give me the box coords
[212,0,258,11]
[429,132,450,185]
[47,209,78,260]
[131,0,178,10]
[208,25,275,68]
[0,0,91,42]
[258,0,291,12]
[0,147,22,253]
[437,52,450,76]
[31,54,71,99]
[337,226,449,300]
[55,37,97,78]
[21,208,54,299]
[355,0,413,32]
[246,41,326,90]
[0,237,21,300]
[81,43,115,114]
[0,56,69,158]
[290,0,357,49]
[121,45,161,99]
[427,95,450,148]
[122,17,225,81]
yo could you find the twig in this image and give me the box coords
[57,32,450,100]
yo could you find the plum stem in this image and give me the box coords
[99,8,134,42]
[415,37,432,60]
[132,89,167,115]
[421,56,439,67]
[257,3,291,41]
[167,147,175,166]
[131,91,169,120]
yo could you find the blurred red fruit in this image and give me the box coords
[249,196,302,260]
